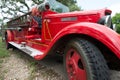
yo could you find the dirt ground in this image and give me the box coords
[0,49,120,80]
[0,49,64,80]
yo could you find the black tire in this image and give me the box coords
[64,38,110,80]
[6,43,13,50]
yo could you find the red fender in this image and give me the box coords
[48,22,120,59]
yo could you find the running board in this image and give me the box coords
[9,42,43,57]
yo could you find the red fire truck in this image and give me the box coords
[4,1,120,80]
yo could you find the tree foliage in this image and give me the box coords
[0,0,42,20]
[0,0,80,22]
[57,0,80,11]
[112,13,120,33]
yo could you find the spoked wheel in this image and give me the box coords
[64,38,109,80]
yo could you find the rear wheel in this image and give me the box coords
[64,38,109,80]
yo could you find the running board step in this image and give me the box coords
[9,42,43,57]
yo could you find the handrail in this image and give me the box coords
[7,12,32,27]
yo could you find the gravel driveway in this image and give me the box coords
[0,49,120,80]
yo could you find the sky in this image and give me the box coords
[76,0,120,16]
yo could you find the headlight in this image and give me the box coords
[98,15,112,28]
[104,15,112,28]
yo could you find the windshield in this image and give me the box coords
[45,0,69,13]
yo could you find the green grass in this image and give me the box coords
[0,37,9,80]
[0,37,10,58]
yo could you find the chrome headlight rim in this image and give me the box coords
[104,15,112,28]
[98,15,112,28]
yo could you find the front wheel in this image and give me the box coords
[64,38,109,80]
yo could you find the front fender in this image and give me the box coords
[48,22,120,59]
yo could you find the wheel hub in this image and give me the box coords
[66,49,87,80]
